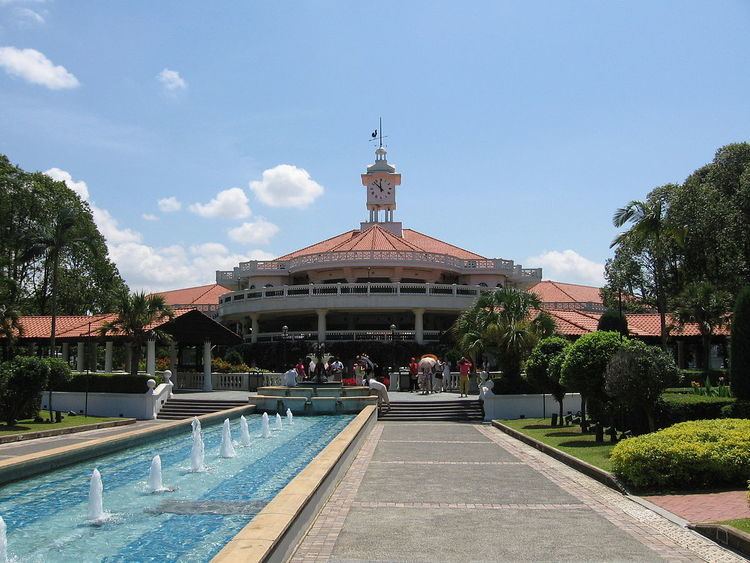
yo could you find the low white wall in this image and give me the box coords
[482,393,582,422]
[40,383,172,420]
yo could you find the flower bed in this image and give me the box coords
[611,418,750,489]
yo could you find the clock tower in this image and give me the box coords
[361,145,402,224]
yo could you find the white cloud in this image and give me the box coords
[157,196,181,212]
[189,187,251,219]
[0,47,79,89]
[91,205,142,244]
[525,249,605,286]
[142,213,158,221]
[228,218,279,245]
[15,7,44,24]
[157,68,186,92]
[44,167,89,201]
[249,164,324,208]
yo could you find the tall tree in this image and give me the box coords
[99,291,174,376]
[611,187,683,348]
[674,281,731,374]
[730,286,750,400]
[23,206,92,355]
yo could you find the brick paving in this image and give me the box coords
[645,490,750,523]
[290,422,744,562]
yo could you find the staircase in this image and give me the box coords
[378,400,484,422]
[157,398,249,420]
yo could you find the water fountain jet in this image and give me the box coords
[190,418,205,472]
[0,516,7,563]
[147,455,172,493]
[286,408,294,425]
[220,418,237,458]
[261,412,271,438]
[88,468,106,523]
[275,413,283,431]
[239,415,252,447]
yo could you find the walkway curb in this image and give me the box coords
[0,418,136,444]
[689,523,750,559]
[491,420,629,494]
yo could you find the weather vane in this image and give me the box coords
[369,117,388,148]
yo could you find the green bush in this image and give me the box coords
[611,418,750,489]
[731,286,750,400]
[57,373,163,394]
[45,357,72,389]
[657,393,735,425]
[525,336,570,418]
[720,400,750,419]
[597,308,629,336]
[0,356,50,425]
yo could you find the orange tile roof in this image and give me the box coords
[276,224,486,261]
[155,283,227,307]
[530,280,603,304]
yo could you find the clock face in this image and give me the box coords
[368,178,394,201]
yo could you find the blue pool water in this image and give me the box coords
[0,414,354,562]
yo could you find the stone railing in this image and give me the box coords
[254,329,441,343]
[174,372,266,392]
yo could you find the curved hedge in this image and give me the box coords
[611,419,750,489]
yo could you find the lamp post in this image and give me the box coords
[85,310,93,418]
[390,324,397,386]
[281,325,289,371]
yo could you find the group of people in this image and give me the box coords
[407,356,474,397]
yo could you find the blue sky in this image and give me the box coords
[1,1,749,291]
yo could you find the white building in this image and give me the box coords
[216,145,541,344]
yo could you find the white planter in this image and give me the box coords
[481,393,582,422]
[40,383,172,420]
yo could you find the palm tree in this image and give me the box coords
[675,281,731,375]
[0,303,23,360]
[453,287,554,388]
[23,207,91,356]
[99,291,174,376]
[612,190,682,349]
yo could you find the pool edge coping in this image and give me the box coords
[212,405,378,563]
[0,405,256,486]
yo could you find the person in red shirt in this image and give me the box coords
[408,357,419,392]
[458,357,472,397]
[295,359,306,380]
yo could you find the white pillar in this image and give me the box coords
[104,341,113,373]
[317,309,327,342]
[414,308,424,345]
[250,314,259,344]
[147,339,156,376]
[61,342,69,363]
[203,339,213,391]
[76,342,85,372]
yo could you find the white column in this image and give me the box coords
[104,341,113,373]
[203,339,213,391]
[147,339,156,376]
[414,308,424,345]
[317,309,327,342]
[76,342,85,372]
[61,342,69,363]
[250,314,259,344]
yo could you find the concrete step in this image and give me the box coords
[157,399,249,420]
[378,400,484,421]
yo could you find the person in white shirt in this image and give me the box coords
[442,358,452,391]
[329,358,344,381]
[282,367,298,387]
[367,376,390,409]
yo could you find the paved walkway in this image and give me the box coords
[0,420,165,460]
[291,422,743,562]
[645,491,750,523]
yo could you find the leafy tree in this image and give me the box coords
[560,331,628,427]
[730,286,750,400]
[0,356,49,425]
[605,342,678,432]
[597,309,628,336]
[611,188,683,349]
[674,281,731,374]
[99,291,174,376]
[453,288,553,391]
[0,303,23,360]
[23,206,92,355]
[525,336,570,421]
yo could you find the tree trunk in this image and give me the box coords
[558,400,564,424]
[702,333,712,376]
[645,409,655,433]
[131,343,140,376]
[49,250,60,356]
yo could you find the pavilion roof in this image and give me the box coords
[155,283,227,307]
[530,280,604,305]
[276,224,486,261]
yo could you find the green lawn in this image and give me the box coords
[719,518,750,534]
[501,418,616,472]
[0,411,121,436]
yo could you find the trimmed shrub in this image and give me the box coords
[0,356,50,425]
[597,308,629,336]
[657,393,735,425]
[611,418,750,489]
[45,357,72,389]
[731,286,750,400]
[525,336,570,419]
[57,373,164,394]
[720,400,750,419]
